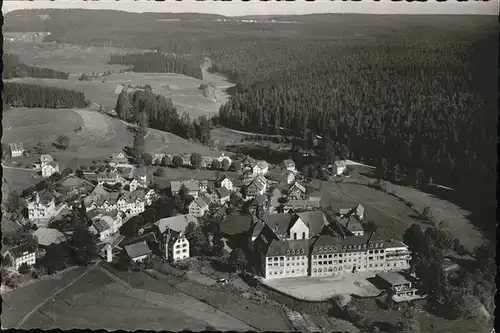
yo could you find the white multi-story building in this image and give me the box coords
[41,161,60,177]
[27,190,56,220]
[215,175,234,191]
[2,243,37,271]
[116,190,145,216]
[9,142,25,158]
[152,214,197,262]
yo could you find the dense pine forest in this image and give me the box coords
[3,54,69,80]
[4,9,497,232]
[115,89,211,145]
[4,82,88,108]
[109,53,203,79]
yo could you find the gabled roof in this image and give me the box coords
[34,227,66,247]
[40,154,54,164]
[154,214,197,234]
[191,197,209,210]
[337,215,364,233]
[248,175,267,191]
[125,241,152,259]
[97,169,120,181]
[215,186,231,198]
[216,174,232,184]
[33,189,55,205]
[119,190,145,203]
[93,217,112,233]
[263,213,295,238]
[295,211,328,236]
[310,232,386,255]
[266,239,310,257]
[9,142,24,151]
[219,214,253,236]
[377,272,410,286]
[4,243,37,259]
[291,182,306,193]
[45,161,59,168]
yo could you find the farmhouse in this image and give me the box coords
[89,216,114,242]
[97,169,127,186]
[188,197,210,218]
[339,204,365,221]
[153,214,197,262]
[125,241,152,263]
[333,160,347,176]
[110,152,128,165]
[33,227,67,248]
[213,186,231,205]
[252,160,269,176]
[27,190,56,221]
[288,182,307,200]
[116,190,146,216]
[282,199,321,213]
[41,161,60,177]
[245,174,267,199]
[9,142,24,158]
[129,168,149,191]
[281,159,297,173]
[170,179,208,198]
[2,243,37,271]
[215,175,234,191]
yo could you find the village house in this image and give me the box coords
[153,214,197,262]
[245,174,267,199]
[129,167,148,191]
[144,188,157,206]
[124,241,152,263]
[252,160,269,176]
[2,243,37,271]
[266,171,296,186]
[97,169,127,186]
[84,186,121,212]
[9,142,24,158]
[282,199,321,213]
[170,179,208,198]
[281,159,297,173]
[333,160,347,176]
[188,197,210,218]
[41,160,60,178]
[335,215,365,237]
[288,182,307,200]
[34,227,67,248]
[109,152,128,166]
[26,190,68,224]
[339,204,365,221]
[213,186,231,205]
[116,190,146,216]
[89,216,115,242]
[215,175,234,191]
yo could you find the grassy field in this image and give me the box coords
[1,267,88,328]
[5,40,142,75]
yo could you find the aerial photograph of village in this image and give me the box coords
[1,1,497,333]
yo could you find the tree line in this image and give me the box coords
[3,53,69,80]
[4,82,88,108]
[109,52,203,79]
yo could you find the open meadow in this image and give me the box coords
[5,39,143,75]
[2,107,219,178]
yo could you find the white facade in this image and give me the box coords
[41,163,60,177]
[171,237,190,261]
[252,164,269,176]
[117,198,145,216]
[13,252,36,270]
[219,178,233,191]
[265,255,308,279]
[384,245,412,271]
[334,161,347,176]
[9,143,24,157]
[27,197,56,220]
[129,179,145,192]
[131,254,149,263]
[145,189,156,206]
[188,200,209,218]
[288,218,310,241]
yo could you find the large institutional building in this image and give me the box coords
[253,211,411,279]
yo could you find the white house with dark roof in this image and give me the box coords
[9,142,25,157]
[252,160,269,176]
[2,243,37,270]
[116,190,145,215]
[213,186,231,205]
[152,214,197,262]
[333,160,347,176]
[170,179,208,198]
[245,174,267,199]
[41,161,60,177]
[27,190,56,220]
[288,182,307,200]
[336,215,364,237]
[215,175,234,191]
[188,196,210,218]
[97,169,127,186]
[125,241,152,263]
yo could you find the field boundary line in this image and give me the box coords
[16,261,100,328]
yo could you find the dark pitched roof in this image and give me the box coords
[262,213,295,238]
[219,214,253,236]
[125,241,152,259]
[6,243,37,259]
[215,186,230,198]
[266,239,310,257]
[377,272,410,286]
[337,215,364,233]
[295,211,328,236]
[310,233,387,255]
